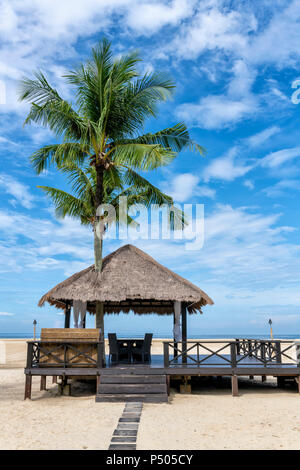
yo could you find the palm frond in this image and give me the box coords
[30,143,90,174]
[37,185,89,220]
[112,143,176,170]
[118,123,206,155]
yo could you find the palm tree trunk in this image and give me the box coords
[94,163,105,364]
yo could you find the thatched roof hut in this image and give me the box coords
[39,244,213,315]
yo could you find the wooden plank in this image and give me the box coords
[96,394,168,403]
[113,430,138,436]
[98,384,167,394]
[117,423,139,430]
[109,444,136,450]
[41,328,100,342]
[25,365,300,376]
[119,417,140,422]
[111,437,137,443]
[100,375,166,384]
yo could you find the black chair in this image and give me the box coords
[108,333,130,364]
[132,333,153,363]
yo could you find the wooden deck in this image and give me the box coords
[24,339,300,400]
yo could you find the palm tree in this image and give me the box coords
[19,38,204,338]
[37,162,180,231]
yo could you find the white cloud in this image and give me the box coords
[177,59,259,129]
[131,203,300,304]
[246,126,281,148]
[203,147,253,182]
[167,4,256,60]
[0,173,35,209]
[0,209,93,274]
[163,173,216,202]
[244,180,255,190]
[261,146,300,168]
[126,0,193,34]
[262,179,300,198]
[177,94,257,130]
[0,312,15,316]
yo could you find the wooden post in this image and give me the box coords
[181,303,187,364]
[96,375,100,391]
[275,341,282,364]
[261,341,266,382]
[230,342,237,368]
[52,376,57,384]
[173,311,177,360]
[173,301,181,360]
[231,375,238,397]
[40,376,46,391]
[277,376,285,388]
[248,340,252,357]
[180,376,191,394]
[166,375,170,395]
[26,342,33,369]
[297,376,300,394]
[24,374,32,400]
[64,301,71,328]
[97,342,103,368]
[164,342,169,368]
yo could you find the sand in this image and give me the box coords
[0,339,300,450]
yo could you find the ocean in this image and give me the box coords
[0,333,299,339]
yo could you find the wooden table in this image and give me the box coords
[117,339,144,363]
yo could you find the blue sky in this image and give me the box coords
[0,0,300,337]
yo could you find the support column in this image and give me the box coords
[181,302,187,364]
[24,374,32,400]
[173,301,181,360]
[64,301,71,328]
[40,376,47,391]
[231,375,238,397]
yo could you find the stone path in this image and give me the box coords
[108,402,143,450]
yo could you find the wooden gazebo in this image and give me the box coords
[38,244,214,345]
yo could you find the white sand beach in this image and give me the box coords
[0,339,300,450]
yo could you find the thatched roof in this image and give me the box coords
[38,244,213,315]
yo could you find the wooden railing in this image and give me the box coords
[26,341,104,369]
[163,339,300,368]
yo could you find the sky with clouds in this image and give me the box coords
[1,0,300,337]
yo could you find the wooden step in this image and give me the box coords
[100,375,166,384]
[96,393,168,403]
[98,383,166,394]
